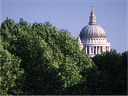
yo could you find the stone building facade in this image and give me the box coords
[77,6,110,57]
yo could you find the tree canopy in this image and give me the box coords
[1,18,127,95]
[92,49,127,95]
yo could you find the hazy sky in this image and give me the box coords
[1,0,127,53]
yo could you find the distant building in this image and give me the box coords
[77,6,110,57]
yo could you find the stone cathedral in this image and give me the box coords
[77,6,111,57]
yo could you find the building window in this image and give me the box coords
[94,46,96,54]
[106,47,108,51]
[97,46,99,53]
[101,46,102,53]
[87,46,89,54]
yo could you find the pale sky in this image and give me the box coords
[1,0,127,53]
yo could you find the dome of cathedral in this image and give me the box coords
[80,5,106,39]
[77,6,111,57]
[80,25,106,38]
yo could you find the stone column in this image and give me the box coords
[99,46,101,54]
[108,47,110,51]
[86,46,87,54]
[89,47,91,54]
[97,46,98,54]
[96,46,97,54]
[103,46,104,52]
[93,46,94,54]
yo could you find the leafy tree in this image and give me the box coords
[1,37,24,95]
[1,18,95,95]
[3,17,126,95]
[92,49,127,95]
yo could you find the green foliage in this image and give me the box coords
[1,38,24,95]
[1,18,91,95]
[92,49,127,95]
[1,17,127,95]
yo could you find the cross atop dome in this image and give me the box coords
[89,5,97,25]
[91,5,94,12]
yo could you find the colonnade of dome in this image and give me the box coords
[84,45,110,57]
